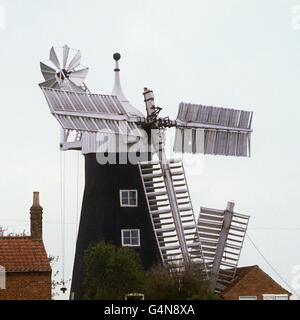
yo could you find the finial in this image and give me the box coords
[113,53,121,71]
[113,53,121,61]
[112,52,127,101]
[111,52,144,117]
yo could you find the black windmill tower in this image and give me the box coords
[39,45,253,299]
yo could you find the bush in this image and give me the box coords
[82,241,145,300]
[144,262,220,300]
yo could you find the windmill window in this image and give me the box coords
[120,190,138,207]
[121,229,140,247]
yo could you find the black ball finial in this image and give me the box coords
[113,53,121,61]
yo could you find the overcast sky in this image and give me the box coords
[1,0,300,299]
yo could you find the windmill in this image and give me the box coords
[40,45,89,92]
[39,45,253,299]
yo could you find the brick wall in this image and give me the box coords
[222,267,291,300]
[0,272,51,300]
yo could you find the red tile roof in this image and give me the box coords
[221,265,257,295]
[220,265,291,296]
[0,236,51,272]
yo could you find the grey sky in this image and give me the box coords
[1,0,300,299]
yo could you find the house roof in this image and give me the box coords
[221,265,291,296]
[221,265,257,295]
[0,236,51,272]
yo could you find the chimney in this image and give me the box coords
[30,192,43,241]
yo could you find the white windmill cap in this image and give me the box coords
[112,53,144,117]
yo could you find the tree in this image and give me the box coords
[82,241,146,300]
[144,262,222,300]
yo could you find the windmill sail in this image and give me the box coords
[174,103,253,157]
[40,87,145,152]
[138,159,208,277]
[197,202,250,293]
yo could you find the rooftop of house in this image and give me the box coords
[0,192,51,273]
[0,236,51,272]
[221,265,291,296]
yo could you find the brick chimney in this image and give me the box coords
[30,192,43,241]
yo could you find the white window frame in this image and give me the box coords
[125,293,145,300]
[0,265,6,290]
[263,294,288,300]
[121,229,140,247]
[120,190,138,207]
[239,296,257,300]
